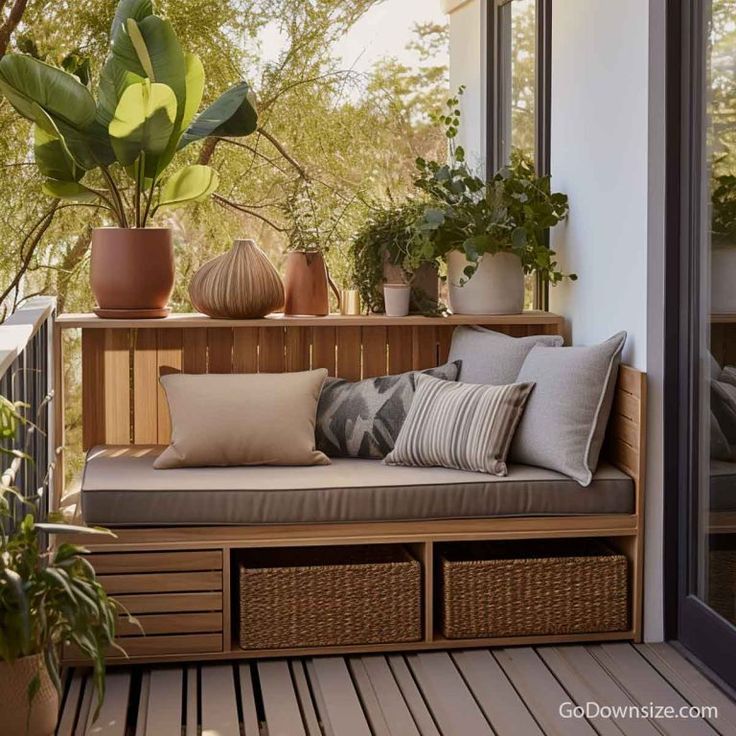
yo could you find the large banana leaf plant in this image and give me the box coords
[0,0,258,228]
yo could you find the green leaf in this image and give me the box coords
[158,164,219,209]
[111,0,153,41]
[42,180,100,203]
[96,56,145,130]
[109,79,177,166]
[0,55,96,130]
[34,124,82,182]
[178,81,257,149]
[181,53,204,131]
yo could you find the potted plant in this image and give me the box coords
[350,200,441,315]
[282,180,342,316]
[0,0,259,318]
[413,94,574,314]
[0,397,122,736]
[711,167,736,313]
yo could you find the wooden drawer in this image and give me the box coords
[82,549,225,659]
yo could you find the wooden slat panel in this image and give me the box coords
[285,326,311,372]
[611,413,640,449]
[57,671,85,736]
[145,669,182,736]
[200,665,240,736]
[238,664,261,736]
[117,611,222,636]
[538,647,658,736]
[388,326,413,374]
[362,326,387,377]
[361,656,421,736]
[411,327,437,370]
[133,329,158,443]
[207,327,233,373]
[259,660,308,736]
[494,648,596,736]
[156,328,182,443]
[309,657,372,736]
[75,674,94,736]
[86,673,130,735]
[336,326,362,380]
[259,326,285,372]
[103,328,131,444]
[82,329,106,449]
[312,327,337,375]
[182,327,207,373]
[386,656,441,736]
[348,658,391,736]
[437,326,455,364]
[618,365,644,396]
[88,550,222,574]
[291,660,323,736]
[407,652,494,736]
[135,672,150,736]
[99,570,222,595]
[111,633,222,657]
[186,666,198,736]
[452,650,543,736]
[232,327,259,373]
[114,591,222,614]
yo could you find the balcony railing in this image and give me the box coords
[0,296,56,528]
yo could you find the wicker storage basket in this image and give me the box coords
[239,545,422,650]
[440,540,628,639]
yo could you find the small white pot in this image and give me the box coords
[383,284,411,317]
[447,251,525,314]
[712,245,736,314]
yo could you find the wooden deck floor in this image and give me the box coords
[59,643,736,736]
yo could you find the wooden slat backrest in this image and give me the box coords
[78,318,565,449]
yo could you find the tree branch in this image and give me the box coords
[0,0,29,57]
[257,127,309,180]
[213,194,287,232]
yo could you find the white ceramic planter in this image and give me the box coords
[447,251,525,314]
[383,284,411,317]
[712,245,736,314]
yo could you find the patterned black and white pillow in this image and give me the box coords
[316,362,461,459]
[384,374,535,476]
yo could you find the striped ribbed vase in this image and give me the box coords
[189,239,285,319]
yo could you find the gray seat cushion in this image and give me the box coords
[81,446,635,527]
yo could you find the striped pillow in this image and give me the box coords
[384,375,534,476]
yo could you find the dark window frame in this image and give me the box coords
[486,0,552,310]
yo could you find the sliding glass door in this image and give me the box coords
[669,0,736,686]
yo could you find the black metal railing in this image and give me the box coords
[0,297,56,531]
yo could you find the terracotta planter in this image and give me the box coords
[283,251,339,316]
[90,227,175,318]
[447,251,525,314]
[0,654,59,736]
[383,259,439,313]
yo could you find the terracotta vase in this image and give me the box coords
[0,654,59,736]
[283,251,340,316]
[90,227,175,319]
[189,239,284,319]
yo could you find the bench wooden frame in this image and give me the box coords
[54,312,646,665]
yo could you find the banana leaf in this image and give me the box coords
[34,124,83,182]
[110,0,153,40]
[158,164,219,209]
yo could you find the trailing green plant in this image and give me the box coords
[0,0,258,228]
[350,200,439,313]
[0,398,123,722]
[412,91,574,285]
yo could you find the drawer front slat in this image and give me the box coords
[117,611,222,637]
[88,550,222,574]
[114,591,222,614]
[100,570,222,595]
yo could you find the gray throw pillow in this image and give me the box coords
[510,332,627,486]
[316,362,461,459]
[448,326,563,384]
[384,375,535,476]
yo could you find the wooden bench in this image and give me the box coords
[54,312,645,664]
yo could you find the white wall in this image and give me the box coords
[549,0,666,641]
[446,0,486,172]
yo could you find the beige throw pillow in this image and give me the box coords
[155,370,330,469]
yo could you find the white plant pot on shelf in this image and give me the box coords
[447,250,525,315]
[712,245,736,314]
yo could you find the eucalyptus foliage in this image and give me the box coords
[0,399,121,722]
[0,0,258,228]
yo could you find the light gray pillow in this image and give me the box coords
[448,326,563,384]
[316,362,460,459]
[510,332,627,486]
[384,374,535,476]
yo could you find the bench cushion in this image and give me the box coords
[81,446,635,527]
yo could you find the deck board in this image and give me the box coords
[57,643,735,735]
